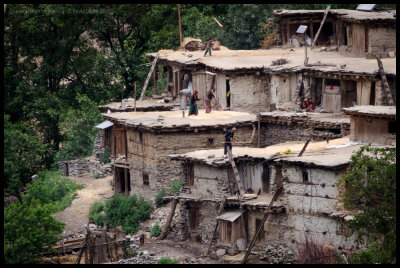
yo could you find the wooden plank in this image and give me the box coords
[352,23,365,57]
[312,5,330,48]
[140,54,159,101]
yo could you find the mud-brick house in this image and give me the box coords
[101,110,257,198]
[147,42,396,115]
[343,105,396,145]
[168,137,367,256]
[273,8,396,58]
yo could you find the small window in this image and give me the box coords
[186,165,194,186]
[388,121,396,134]
[302,171,309,183]
[208,138,214,145]
[143,173,149,186]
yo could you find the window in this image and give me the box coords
[208,138,214,145]
[186,164,194,186]
[143,173,149,186]
[302,171,309,183]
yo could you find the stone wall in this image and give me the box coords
[126,125,257,199]
[58,157,112,178]
[368,27,396,56]
[92,130,104,157]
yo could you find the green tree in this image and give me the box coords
[4,114,48,199]
[4,199,65,264]
[338,144,396,264]
[55,93,102,162]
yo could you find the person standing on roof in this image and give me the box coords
[204,37,214,57]
[189,90,200,116]
[224,127,236,157]
[205,88,216,113]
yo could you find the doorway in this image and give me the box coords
[115,167,131,194]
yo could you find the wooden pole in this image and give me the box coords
[298,140,310,157]
[312,6,330,48]
[159,196,179,240]
[375,55,394,105]
[242,185,283,264]
[258,79,261,148]
[140,54,159,101]
[153,65,158,97]
[178,4,183,49]
[134,82,137,112]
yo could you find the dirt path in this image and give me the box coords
[54,174,114,236]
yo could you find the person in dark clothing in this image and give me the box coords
[189,90,200,116]
[204,37,214,57]
[205,88,216,113]
[224,127,236,157]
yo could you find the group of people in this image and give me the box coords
[298,97,316,112]
[188,88,222,116]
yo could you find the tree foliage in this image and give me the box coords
[338,144,396,264]
[4,199,65,264]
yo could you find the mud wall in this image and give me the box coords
[368,27,396,55]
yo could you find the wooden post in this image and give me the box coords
[242,185,283,264]
[312,5,330,48]
[258,79,261,148]
[140,54,159,101]
[298,140,310,157]
[134,82,137,112]
[124,126,128,161]
[113,124,116,160]
[375,55,394,105]
[153,65,158,96]
[178,4,183,49]
[159,196,179,240]
[206,196,227,254]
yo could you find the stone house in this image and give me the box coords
[168,137,366,256]
[100,110,257,198]
[273,8,396,58]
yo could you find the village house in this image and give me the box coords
[273,6,396,58]
[99,110,258,198]
[167,135,395,258]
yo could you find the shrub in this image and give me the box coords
[93,172,100,179]
[23,170,83,212]
[4,199,64,264]
[151,223,162,237]
[157,257,179,264]
[170,179,182,194]
[155,188,167,207]
[104,194,153,234]
[89,201,106,226]
[99,148,111,164]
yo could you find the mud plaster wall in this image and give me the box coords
[269,74,299,105]
[190,164,230,198]
[126,126,257,199]
[247,163,360,254]
[229,75,270,113]
[368,27,396,55]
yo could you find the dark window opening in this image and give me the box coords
[256,219,265,241]
[189,207,200,231]
[139,131,143,143]
[314,128,341,135]
[302,171,309,183]
[143,173,149,186]
[370,82,376,105]
[116,167,131,193]
[388,121,396,134]
[262,164,270,194]
[208,138,214,145]
[186,164,194,186]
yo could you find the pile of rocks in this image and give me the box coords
[112,254,159,264]
[259,244,296,264]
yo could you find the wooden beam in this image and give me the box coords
[312,6,331,48]
[140,54,159,101]
[298,140,311,157]
[158,196,179,240]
